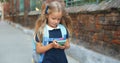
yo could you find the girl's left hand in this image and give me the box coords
[59,46,66,49]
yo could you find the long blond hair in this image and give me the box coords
[34,1,72,42]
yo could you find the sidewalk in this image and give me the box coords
[0,21,79,63]
[0,21,32,63]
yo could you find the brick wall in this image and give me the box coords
[70,11,120,60]
[5,14,39,29]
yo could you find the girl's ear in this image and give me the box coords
[45,15,48,18]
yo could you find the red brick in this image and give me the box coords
[112,39,120,44]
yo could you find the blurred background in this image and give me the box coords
[0,0,120,63]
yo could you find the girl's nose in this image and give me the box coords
[55,19,59,23]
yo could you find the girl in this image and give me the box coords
[34,1,72,63]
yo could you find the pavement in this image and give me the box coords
[0,21,79,63]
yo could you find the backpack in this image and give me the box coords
[32,24,67,63]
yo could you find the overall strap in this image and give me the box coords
[59,24,67,39]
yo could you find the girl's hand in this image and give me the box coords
[59,46,65,49]
[52,40,67,49]
[63,39,70,49]
[52,40,60,48]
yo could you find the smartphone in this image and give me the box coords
[57,40,66,46]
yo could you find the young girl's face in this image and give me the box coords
[47,11,62,28]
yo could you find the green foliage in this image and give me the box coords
[30,0,42,11]
[0,0,9,2]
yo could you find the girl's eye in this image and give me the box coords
[58,18,61,20]
[52,17,61,20]
[52,18,56,20]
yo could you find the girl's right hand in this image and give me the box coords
[52,40,60,48]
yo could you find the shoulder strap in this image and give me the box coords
[58,24,67,39]
[42,25,49,46]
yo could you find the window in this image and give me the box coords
[20,0,24,12]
